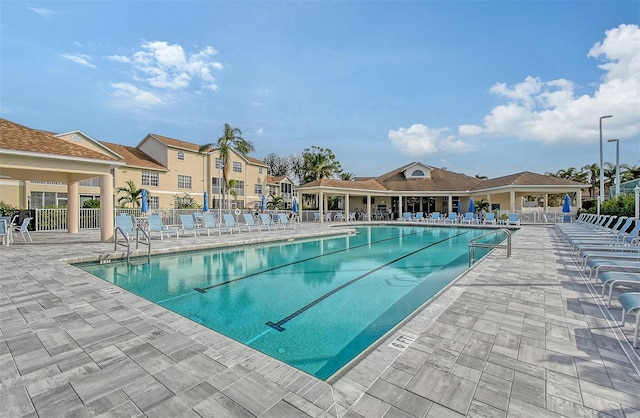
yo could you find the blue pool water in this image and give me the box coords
[77,225,503,379]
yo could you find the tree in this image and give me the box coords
[581,163,599,198]
[339,172,356,181]
[227,179,239,207]
[289,153,306,185]
[199,123,254,209]
[266,195,285,210]
[262,153,290,177]
[173,193,200,209]
[115,180,143,208]
[302,146,342,183]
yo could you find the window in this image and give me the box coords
[230,180,245,196]
[215,158,223,169]
[254,184,262,194]
[212,177,222,194]
[178,175,192,189]
[233,161,242,173]
[177,151,185,161]
[259,167,263,174]
[269,186,276,195]
[79,177,100,187]
[411,169,425,177]
[149,196,159,210]
[281,182,292,198]
[142,171,159,187]
[30,191,67,209]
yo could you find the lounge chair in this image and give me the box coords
[259,213,274,230]
[222,213,245,233]
[428,212,441,223]
[461,212,476,224]
[484,213,496,225]
[401,212,413,222]
[147,214,179,240]
[619,292,640,347]
[0,219,9,246]
[507,213,520,226]
[203,213,229,235]
[179,214,210,237]
[276,213,295,229]
[598,272,640,306]
[243,213,266,232]
[445,212,457,223]
[414,212,425,222]
[115,214,137,241]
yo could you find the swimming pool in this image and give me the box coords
[77,225,504,379]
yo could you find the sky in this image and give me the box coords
[1,1,639,180]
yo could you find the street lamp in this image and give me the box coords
[607,139,620,197]
[598,115,613,215]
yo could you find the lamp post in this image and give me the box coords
[607,139,620,197]
[598,115,613,215]
[218,161,224,221]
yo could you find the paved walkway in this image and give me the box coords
[1,223,639,417]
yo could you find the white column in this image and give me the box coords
[68,181,79,233]
[510,190,516,212]
[344,193,350,221]
[319,191,324,223]
[100,173,114,242]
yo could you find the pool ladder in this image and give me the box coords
[468,228,511,266]
[114,225,151,264]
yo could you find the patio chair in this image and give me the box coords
[259,213,274,230]
[461,212,476,224]
[414,212,425,222]
[401,212,413,221]
[445,212,458,223]
[222,213,246,233]
[243,213,266,232]
[334,213,345,222]
[507,213,520,226]
[484,213,496,225]
[0,219,8,246]
[427,212,441,223]
[147,214,179,240]
[619,292,640,347]
[276,213,296,229]
[115,215,137,241]
[324,212,332,222]
[313,213,320,222]
[179,214,210,237]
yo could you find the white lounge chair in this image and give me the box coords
[276,213,295,229]
[484,213,496,225]
[507,213,520,226]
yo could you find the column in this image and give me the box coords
[319,191,324,223]
[100,173,114,242]
[365,195,371,221]
[344,193,350,221]
[510,190,516,212]
[68,181,79,233]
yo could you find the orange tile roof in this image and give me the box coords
[0,118,120,162]
[100,141,167,171]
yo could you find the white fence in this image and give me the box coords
[24,207,576,231]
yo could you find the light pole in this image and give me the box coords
[218,162,224,221]
[607,139,620,197]
[598,115,613,215]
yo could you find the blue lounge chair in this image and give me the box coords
[203,213,228,235]
[445,212,457,223]
[428,212,441,223]
[115,214,137,241]
[276,213,295,229]
[483,213,496,225]
[147,214,179,240]
[619,292,640,347]
[401,212,412,221]
[414,212,424,222]
[461,212,476,224]
[259,213,274,230]
[223,213,248,233]
[507,213,520,226]
[243,213,265,232]
[179,214,210,237]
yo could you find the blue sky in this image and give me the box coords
[1,1,638,179]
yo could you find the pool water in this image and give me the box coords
[77,225,503,379]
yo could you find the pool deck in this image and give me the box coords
[1,222,639,417]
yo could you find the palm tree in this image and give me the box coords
[339,172,356,181]
[115,180,143,208]
[199,123,254,210]
[266,195,285,210]
[581,163,599,198]
[303,146,342,183]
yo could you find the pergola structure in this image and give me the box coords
[0,119,124,242]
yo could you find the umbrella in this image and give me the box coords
[292,197,298,214]
[203,191,209,212]
[468,198,475,213]
[261,195,266,213]
[141,189,148,213]
[562,194,571,213]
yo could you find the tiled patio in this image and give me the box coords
[1,222,639,417]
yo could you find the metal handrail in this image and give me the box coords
[114,225,150,264]
[468,228,512,266]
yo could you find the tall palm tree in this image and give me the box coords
[339,172,355,181]
[199,123,254,209]
[581,163,599,198]
[115,180,143,208]
[303,146,341,183]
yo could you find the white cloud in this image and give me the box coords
[61,53,96,68]
[110,82,163,108]
[251,102,263,107]
[107,55,130,63]
[388,124,476,156]
[127,41,223,90]
[257,128,264,135]
[26,4,54,17]
[390,24,640,153]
